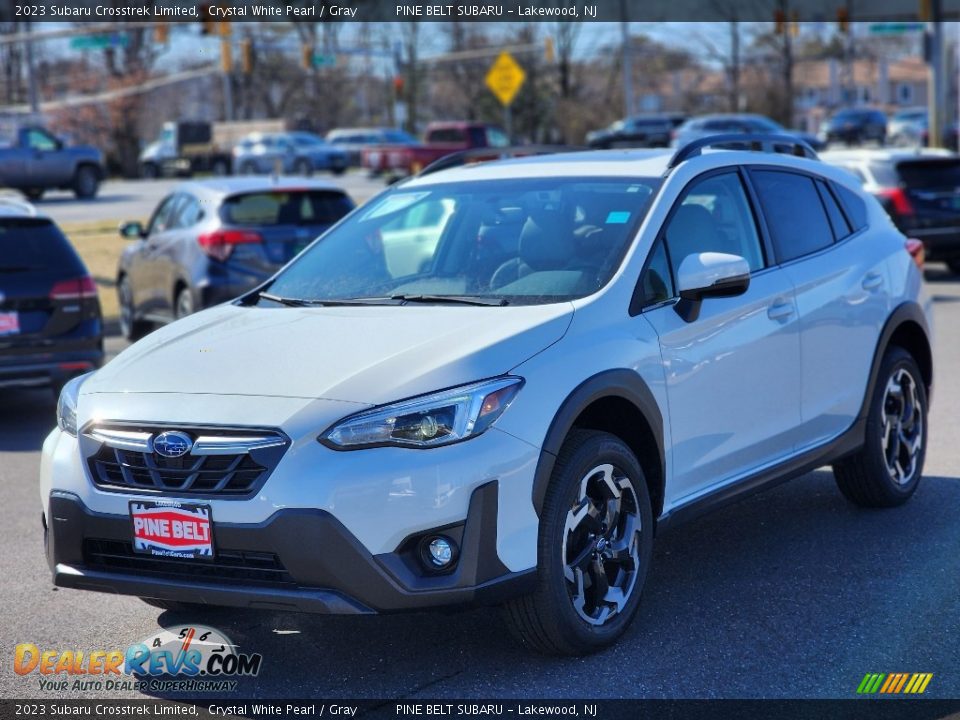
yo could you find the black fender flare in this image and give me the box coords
[531,369,664,517]
[859,301,932,421]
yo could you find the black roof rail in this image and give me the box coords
[667,133,819,170]
[418,145,586,177]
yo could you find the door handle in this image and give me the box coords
[767,300,795,321]
[862,272,884,291]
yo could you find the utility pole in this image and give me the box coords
[25,23,39,116]
[926,0,944,147]
[620,0,634,117]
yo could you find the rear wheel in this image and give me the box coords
[833,346,927,507]
[502,430,653,655]
[23,188,44,201]
[73,165,99,199]
[118,276,151,341]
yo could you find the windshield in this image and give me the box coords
[262,176,660,306]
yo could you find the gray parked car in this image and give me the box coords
[671,114,825,152]
[115,177,355,340]
[326,127,418,166]
[232,132,348,176]
[0,126,104,201]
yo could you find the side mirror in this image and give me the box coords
[675,251,750,323]
[119,221,145,240]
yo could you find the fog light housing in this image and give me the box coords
[420,535,458,571]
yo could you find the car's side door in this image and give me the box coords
[748,169,891,448]
[23,128,64,186]
[137,193,185,317]
[155,193,204,316]
[638,169,803,506]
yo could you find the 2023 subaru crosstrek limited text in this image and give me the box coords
[41,137,933,655]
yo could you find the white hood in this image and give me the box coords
[84,303,573,405]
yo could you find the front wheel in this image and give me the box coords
[174,286,195,320]
[118,276,152,341]
[833,346,927,507]
[502,430,653,655]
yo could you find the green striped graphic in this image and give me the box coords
[857,673,887,694]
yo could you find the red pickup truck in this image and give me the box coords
[362,122,509,177]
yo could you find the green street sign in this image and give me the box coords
[312,54,336,68]
[70,34,130,50]
[869,22,925,34]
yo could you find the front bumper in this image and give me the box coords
[47,485,535,614]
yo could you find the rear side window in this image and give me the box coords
[221,191,354,227]
[815,180,852,240]
[751,170,834,262]
[0,219,83,271]
[897,159,960,189]
[833,183,869,231]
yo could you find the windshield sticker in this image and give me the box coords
[605,211,631,224]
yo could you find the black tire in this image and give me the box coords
[211,158,230,176]
[73,165,100,199]
[141,162,160,180]
[502,430,654,656]
[174,285,194,320]
[945,258,960,275]
[118,276,152,341]
[23,188,44,202]
[331,165,346,176]
[833,346,927,508]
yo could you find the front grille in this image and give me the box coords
[83,538,295,587]
[84,424,288,497]
[90,446,266,495]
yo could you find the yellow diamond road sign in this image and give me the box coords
[485,51,526,107]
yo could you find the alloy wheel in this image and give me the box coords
[562,463,642,626]
[881,367,924,485]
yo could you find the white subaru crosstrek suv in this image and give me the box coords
[41,136,933,655]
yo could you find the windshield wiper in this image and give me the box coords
[391,294,509,307]
[258,291,310,307]
[258,291,400,307]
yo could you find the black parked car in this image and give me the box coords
[586,115,675,149]
[820,108,887,146]
[822,148,960,273]
[0,198,103,392]
[116,177,355,340]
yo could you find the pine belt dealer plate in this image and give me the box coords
[130,501,214,559]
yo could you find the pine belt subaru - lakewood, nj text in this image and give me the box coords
[41,135,934,655]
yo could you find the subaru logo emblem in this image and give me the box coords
[152,431,193,458]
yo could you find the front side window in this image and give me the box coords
[662,172,765,279]
[147,195,183,235]
[751,170,834,262]
[263,177,661,306]
[27,129,58,151]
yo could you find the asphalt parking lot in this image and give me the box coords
[1,180,958,699]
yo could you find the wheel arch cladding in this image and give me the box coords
[531,369,665,523]
[866,302,933,415]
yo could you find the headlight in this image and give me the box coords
[56,373,93,437]
[321,377,523,449]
